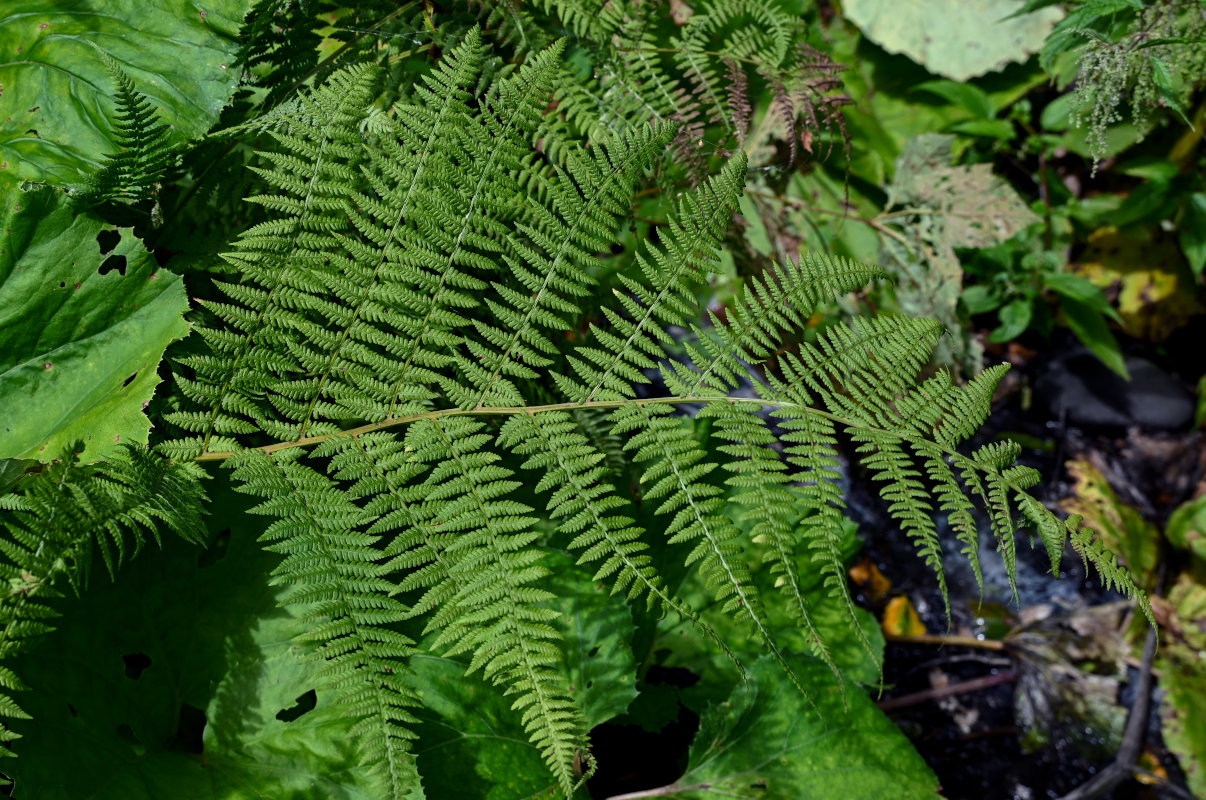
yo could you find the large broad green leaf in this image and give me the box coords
[662,657,940,799]
[0,182,189,463]
[4,481,382,799]
[842,0,1063,82]
[405,654,576,800]
[0,0,252,185]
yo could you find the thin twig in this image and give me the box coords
[885,633,1007,651]
[605,782,713,800]
[877,670,1016,712]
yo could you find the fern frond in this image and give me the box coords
[497,411,742,673]
[556,151,749,403]
[229,448,423,799]
[276,28,491,433]
[399,417,588,793]
[0,445,205,754]
[163,61,385,458]
[453,119,678,408]
[699,400,857,690]
[78,45,176,206]
[662,252,886,397]
[609,402,805,695]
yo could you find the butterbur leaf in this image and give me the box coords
[666,657,940,799]
[4,500,395,799]
[0,0,252,185]
[842,0,1063,82]
[0,183,189,463]
[543,552,639,729]
[403,651,572,800]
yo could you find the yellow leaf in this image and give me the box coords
[882,595,927,637]
[1072,226,1199,341]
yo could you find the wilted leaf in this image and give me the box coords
[664,657,940,799]
[880,134,1039,374]
[1060,458,1160,588]
[1157,575,1206,800]
[842,0,1063,82]
[849,556,892,603]
[0,0,252,185]
[0,182,189,463]
[1007,604,1128,757]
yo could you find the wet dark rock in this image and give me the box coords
[1035,351,1195,431]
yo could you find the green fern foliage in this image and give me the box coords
[0,445,205,754]
[229,448,424,799]
[78,46,176,207]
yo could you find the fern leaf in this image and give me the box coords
[699,400,858,690]
[229,448,422,799]
[557,152,748,403]
[163,62,384,458]
[454,119,678,408]
[610,402,805,695]
[662,252,886,397]
[497,411,743,673]
[78,45,175,206]
[399,417,588,794]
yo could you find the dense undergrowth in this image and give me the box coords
[0,1,1203,798]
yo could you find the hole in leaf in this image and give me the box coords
[276,689,317,723]
[96,229,121,254]
[122,652,151,680]
[173,703,207,753]
[58,281,65,288]
[121,372,138,388]
[198,529,231,568]
[99,254,127,276]
[586,645,600,659]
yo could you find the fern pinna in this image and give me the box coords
[0,26,1147,800]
